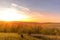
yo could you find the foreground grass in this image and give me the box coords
[31,34,60,40]
[1,33,60,40]
[0,33,42,40]
[0,33,20,40]
[21,34,42,40]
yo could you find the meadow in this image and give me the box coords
[0,22,60,40]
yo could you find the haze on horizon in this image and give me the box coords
[0,0,60,22]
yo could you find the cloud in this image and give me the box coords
[11,3,30,13]
[11,3,44,22]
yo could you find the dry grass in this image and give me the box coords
[0,33,42,40]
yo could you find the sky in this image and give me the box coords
[0,0,60,22]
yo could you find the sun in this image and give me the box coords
[0,8,29,21]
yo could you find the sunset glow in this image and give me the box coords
[0,0,59,22]
[0,8,29,21]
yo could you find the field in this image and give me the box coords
[0,22,60,40]
[0,33,60,40]
[0,33,41,40]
